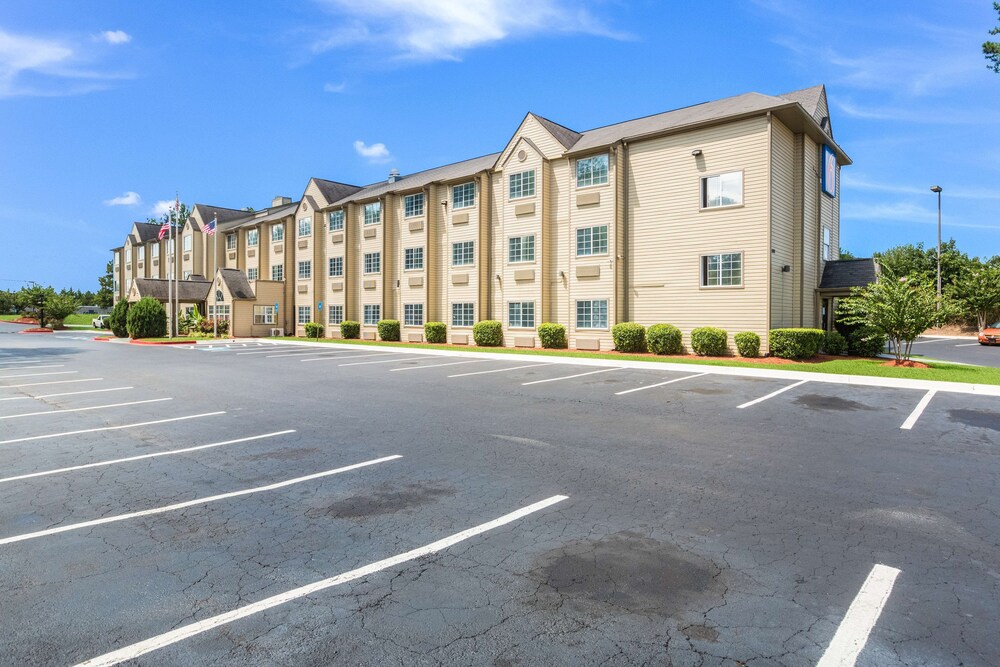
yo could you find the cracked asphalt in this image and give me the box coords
[0,327,998,666]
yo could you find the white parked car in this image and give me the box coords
[92,315,109,329]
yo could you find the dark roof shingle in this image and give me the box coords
[218,268,255,300]
[133,278,212,302]
[819,258,878,290]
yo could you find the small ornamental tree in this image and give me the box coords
[126,297,167,339]
[946,262,1000,331]
[109,300,130,337]
[837,271,947,363]
[44,292,78,327]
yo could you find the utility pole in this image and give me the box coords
[930,185,943,310]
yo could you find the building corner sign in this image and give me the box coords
[821,145,837,198]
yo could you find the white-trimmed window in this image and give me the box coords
[272,264,283,281]
[452,182,476,209]
[576,300,609,329]
[701,252,743,287]
[404,193,424,218]
[247,228,259,247]
[328,304,343,325]
[404,247,423,270]
[298,217,312,237]
[576,225,608,256]
[137,246,145,263]
[364,252,381,274]
[184,271,192,280]
[298,260,311,279]
[701,171,743,208]
[183,235,193,252]
[508,235,535,263]
[328,210,344,231]
[509,170,535,199]
[253,305,275,325]
[272,224,284,242]
[452,302,474,327]
[822,227,831,261]
[247,267,258,281]
[508,301,535,328]
[209,304,231,321]
[364,202,381,225]
[114,254,120,268]
[577,154,609,187]
[151,244,159,258]
[404,303,424,326]
[329,256,343,277]
[226,234,236,250]
[125,247,132,263]
[167,239,174,255]
[298,305,311,324]
[452,241,474,266]
[363,304,380,325]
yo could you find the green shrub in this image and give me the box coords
[611,322,646,353]
[108,300,130,338]
[691,327,729,356]
[377,319,400,341]
[734,331,761,357]
[304,322,324,338]
[473,320,503,347]
[846,327,886,358]
[823,330,848,355]
[340,320,360,339]
[768,328,825,359]
[424,321,446,343]
[197,317,229,337]
[537,322,567,349]
[125,297,167,339]
[646,323,683,355]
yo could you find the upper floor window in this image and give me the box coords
[125,247,132,263]
[701,252,742,287]
[452,182,476,209]
[226,234,236,250]
[576,225,608,256]
[247,267,258,281]
[452,241,475,266]
[509,170,536,199]
[329,256,343,277]
[364,202,381,225]
[508,235,535,263]
[272,224,284,242]
[404,193,424,218]
[167,239,174,255]
[701,171,743,208]
[364,251,381,274]
[271,264,283,281]
[822,227,831,261]
[298,260,312,279]
[114,254,120,268]
[137,246,145,262]
[576,154,609,188]
[404,247,424,271]
[328,210,344,231]
[247,229,259,247]
[298,217,312,237]
[151,244,159,258]
[183,235,193,252]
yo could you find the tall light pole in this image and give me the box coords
[930,185,942,309]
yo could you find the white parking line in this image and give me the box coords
[0,397,171,421]
[954,343,980,347]
[266,351,346,359]
[236,348,301,355]
[0,371,77,380]
[448,363,549,378]
[0,411,225,446]
[76,494,568,667]
[817,564,901,667]
[522,367,620,386]
[0,359,62,365]
[0,454,402,547]
[736,379,809,409]
[0,378,102,390]
[339,355,416,367]
[302,352,393,363]
[0,364,63,371]
[900,389,936,430]
[614,373,708,396]
[0,430,296,485]
[389,359,490,372]
[0,386,133,402]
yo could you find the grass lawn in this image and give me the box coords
[0,314,22,321]
[133,337,198,343]
[272,336,1000,386]
[62,313,100,326]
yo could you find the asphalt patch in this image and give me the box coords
[792,394,875,412]
[309,482,456,519]
[948,409,1000,432]
[529,531,722,617]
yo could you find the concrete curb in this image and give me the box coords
[252,339,1000,396]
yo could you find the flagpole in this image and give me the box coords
[167,206,173,339]
[213,215,218,339]
[173,193,179,337]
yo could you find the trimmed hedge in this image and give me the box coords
[611,322,646,353]
[125,297,167,339]
[109,300,130,338]
[769,328,825,359]
[734,331,761,358]
[473,320,503,347]
[846,327,886,358]
[377,319,400,341]
[823,330,848,355]
[425,321,447,344]
[304,322,324,339]
[646,323,683,355]
[340,320,360,339]
[691,327,729,356]
[538,322,567,349]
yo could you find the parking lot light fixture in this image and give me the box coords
[930,185,942,309]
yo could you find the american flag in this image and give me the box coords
[157,219,170,240]
[204,215,217,236]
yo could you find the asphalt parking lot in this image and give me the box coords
[1,326,999,666]
[903,335,1000,367]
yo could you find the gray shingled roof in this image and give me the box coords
[314,179,362,206]
[218,268,255,300]
[330,153,500,207]
[133,278,212,302]
[777,85,824,121]
[190,205,247,232]
[227,201,300,230]
[133,222,163,244]
[531,113,583,149]
[819,258,878,290]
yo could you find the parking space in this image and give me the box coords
[1,333,998,664]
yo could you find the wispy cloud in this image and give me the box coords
[323,81,346,93]
[310,0,631,61]
[353,139,391,163]
[842,200,1000,230]
[843,175,1000,201]
[104,191,142,206]
[151,200,178,217]
[98,30,131,45]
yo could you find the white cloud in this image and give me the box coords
[312,0,630,61]
[843,175,1000,201]
[151,200,177,217]
[104,191,142,206]
[323,81,347,93]
[353,139,392,163]
[841,200,1000,230]
[0,28,130,98]
[99,30,131,45]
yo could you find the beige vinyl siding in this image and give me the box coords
[770,117,796,329]
[546,158,570,329]
[802,136,820,329]
[397,190,428,335]
[323,207,347,338]
[444,178,481,332]
[497,115,567,167]
[628,116,771,351]
[249,280,285,337]
[358,197,385,336]
[426,185,443,324]
[293,182,323,335]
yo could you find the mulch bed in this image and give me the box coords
[882,359,930,369]
[18,327,54,334]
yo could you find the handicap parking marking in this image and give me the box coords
[0,411,226,446]
[522,367,621,386]
[736,379,809,409]
[0,455,402,547]
[0,397,171,421]
[448,363,549,378]
[817,564,901,667]
[614,372,708,396]
[74,494,568,667]
[0,386,133,402]
[900,390,937,430]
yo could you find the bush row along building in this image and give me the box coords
[111,84,874,351]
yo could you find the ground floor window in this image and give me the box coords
[298,305,311,324]
[363,304,380,325]
[508,301,535,328]
[328,304,343,325]
[404,303,424,326]
[701,252,742,287]
[576,299,608,329]
[452,302,474,327]
[253,305,275,325]
[208,305,231,321]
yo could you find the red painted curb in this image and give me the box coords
[93,337,112,342]
[129,339,196,345]
[18,328,54,334]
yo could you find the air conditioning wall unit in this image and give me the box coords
[270,328,284,337]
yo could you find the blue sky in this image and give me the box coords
[1,0,998,291]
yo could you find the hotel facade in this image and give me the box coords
[112,85,862,352]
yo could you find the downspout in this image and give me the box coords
[621,139,630,322]
[765,112,773,340]
[423,185,433,322]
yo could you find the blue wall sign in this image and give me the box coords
[821,145,837,198]
[318,301,323,311]
[274,303,279,314]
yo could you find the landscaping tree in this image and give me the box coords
[986,2,1000,72]
[44,292,79,327]
[874,239,970,290]
[838,247,856,260]
[96,261,115,308]
[108,300,130,337]
[0,289,16,315]
[126,297,167,339]
[16,284,54,327]
[837,271,947,364]
[947,261,1000,330]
